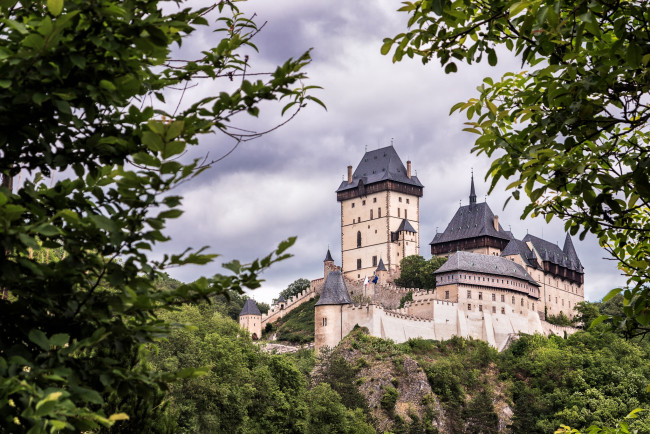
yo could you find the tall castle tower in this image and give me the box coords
[336,146,424,279]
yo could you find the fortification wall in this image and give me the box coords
[541,321,578,338]
[261,287,316,326]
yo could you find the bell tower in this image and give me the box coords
[336,145,424,280]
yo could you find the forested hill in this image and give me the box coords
[137,292,650,433]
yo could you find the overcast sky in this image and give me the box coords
[159,1,626,304]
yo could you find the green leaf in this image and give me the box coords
[444,62,458,74]
[162,141,185,159]
[50,333,69,347]
[47,0,64,16]
[29,329,50,351]
[602,287,622,302]
[380,38,394,55]
[0,79,11,88]
[589,315,609,328]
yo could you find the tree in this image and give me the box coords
[278,277,312,302]
[395,255,446,289]
[383,1,650,338]
[0,0,321,431]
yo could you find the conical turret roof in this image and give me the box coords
[376,258,387,271]
[239,299,261,316]
[315,270,352,306]
[324,248,334,262]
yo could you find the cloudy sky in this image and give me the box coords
[160,1,626,304]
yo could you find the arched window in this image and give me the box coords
[370,209,373,219]
[357,231,362,247]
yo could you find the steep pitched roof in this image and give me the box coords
[562,233,583,271]
[523,234,583,272]
[239,299,261,316]
[324,248,334,262]
[376,258,387,271]
[501,238,538,268]
[277,295,286,303]
[429,202,511,245]
[396,218,417,233]
[435,251,540,286]
[336,145,423,193]
[315,270,352,306]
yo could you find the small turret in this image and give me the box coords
[315,270,352,351]
[469,171,477,205]
[239,299,262,340]
[375,258,388,285]
[324,248,336,277]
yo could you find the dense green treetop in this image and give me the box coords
[395,255,446,289]
[277,277,312,303]
[0,0,321,431]
[383,0,650,338]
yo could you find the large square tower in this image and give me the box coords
[336,146,424,280]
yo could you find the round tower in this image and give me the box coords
[323,248,336,278]
[314,270,352,352]
[239,299,262,340]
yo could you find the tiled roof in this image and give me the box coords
[396,218,417,233]
[435,251,540,286]
[429,202,511,245]
[324,248,334,262]
[523,234,583,272]
[336,145,423,193]
[501,238,538,268]
[277,295,286,303]
[376,258,387,271]
[316,270,352,306]
[562,233,583,272]
[239,299,261,316]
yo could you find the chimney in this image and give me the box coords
[406,161,412,179]
[493,215,499,231]
[347,165,353,184]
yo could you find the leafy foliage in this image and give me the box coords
[385,0,650,338]
[395,255,447,289]
[0,0,322,431]
[278,278,312,302]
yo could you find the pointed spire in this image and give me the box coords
[376,258,387,271]
[562,233,581,270]
[324,248,334,262]
[469,169,477,204]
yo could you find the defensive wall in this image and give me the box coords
[261,287,317,327]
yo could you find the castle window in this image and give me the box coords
[492,306,496,313]
[532,303,535,310]
[468,304,472,310]
[406,198,410,204]
[362,200,366,205]
[521,298,524,306]
[405,209,408,219]
[357,259,362,269]
[322,318,327,326]
[378,208,382,218]
[372,256,377,267]
[357,231,361,248]
[445,291,449,299]
[398,208,401,217]
[370,209,373,219]
[352,203,355,208]
[399,197,402,202]
[501,294,505,302]
[479,305,483,312]
[373,197,377,203]
[501,307,505,314]
[492,294,496,301]
[512,296,515,304]
[467,290,472,299]
[478,292,483,300]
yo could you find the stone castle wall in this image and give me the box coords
[261,287,317,326]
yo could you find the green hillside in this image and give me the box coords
[264,296,319,344]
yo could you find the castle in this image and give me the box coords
[240,146,583,351]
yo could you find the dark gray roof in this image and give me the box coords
[523,234,583,272]
[429,202,511,245]
[376,258,387,271]
[396,218,416,233]
[469,173,477,204]
[336,145,423,193]
[277,295,286,303]
[435,251,540,286]
[562,233,582,271]
[501,238,538,268]
[315,270,352,305]
[324,248,334,262]
[239,299,261,316]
